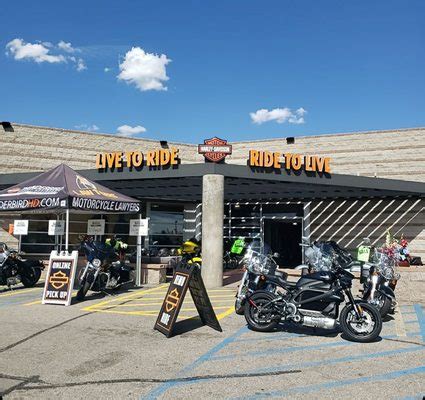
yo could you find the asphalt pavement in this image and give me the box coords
[0,280,424,400]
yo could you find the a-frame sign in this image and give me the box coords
[154,262,222,337]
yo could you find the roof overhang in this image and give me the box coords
[0,163,424,203]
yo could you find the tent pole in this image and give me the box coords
[65,208,70,253]
[136,213,142,287]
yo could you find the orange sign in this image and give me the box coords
[96,148,179,170]
[249,150,331,173]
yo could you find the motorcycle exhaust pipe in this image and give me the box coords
[302,316,337,330]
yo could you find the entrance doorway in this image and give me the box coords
[263,219,302,267]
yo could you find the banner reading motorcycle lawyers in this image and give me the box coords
[0,164,140,213]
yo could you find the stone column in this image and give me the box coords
[201,174,224,288]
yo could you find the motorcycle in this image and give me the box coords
[354,247,398,317]
[298,238,397,317]
[76,236,133,301]
[0,242,44,289]
[177,237,202,267]
[235,244,287,315]
[244,253,383,343]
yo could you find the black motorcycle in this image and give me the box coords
[77,236,133,301]
[244,262,382,343]
[0,242,44,288]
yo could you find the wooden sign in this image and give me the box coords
[42,251,78,306]
[154,263,222,337]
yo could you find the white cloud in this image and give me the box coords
[75,124,99,132]
[104,67,111,72]
[6,38,66,63]
[250,107,307,125]
[6,38,86,71]
[117,47,171,91]
[57,40,78,53]
[116,125,147,137]
[76,58,87,71]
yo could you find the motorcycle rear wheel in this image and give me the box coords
[21,266,41,287]
[244,291,279,332]
[340,302,382,343]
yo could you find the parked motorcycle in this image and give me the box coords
[0,242,44,289]
[76,236,133,301]
[244,252,383,342]
[177,237,202,267]
[235,244,287,315]
[298,238,397,317]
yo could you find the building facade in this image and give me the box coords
[0,123,424,273]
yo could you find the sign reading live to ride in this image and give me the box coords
[154,263,222,337]
[42,251,78,306]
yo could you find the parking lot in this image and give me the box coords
[0,280,424,400]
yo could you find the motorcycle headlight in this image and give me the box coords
[92,259,101,268]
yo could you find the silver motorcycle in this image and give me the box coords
[235,244,286,315]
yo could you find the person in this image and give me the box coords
[105,235,128,284]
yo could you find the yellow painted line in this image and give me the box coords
[23,299,42,306]
[216,305,236,321]
[394,305,407,337]
[0,288,40,298]
[82,284,168,312]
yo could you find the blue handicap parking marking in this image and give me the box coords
[230,365,425,400]
[414,304,425,343]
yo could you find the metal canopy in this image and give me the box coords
[0,163,424,203]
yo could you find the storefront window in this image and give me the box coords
[149,203,184,249]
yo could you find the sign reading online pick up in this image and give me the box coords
[42,251,78,306]
[48,220,65,236]
[87,219,106,236]
[13,220,29,235]
[129,219,148,236]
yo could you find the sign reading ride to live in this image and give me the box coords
[42,251,78,306]
[154,263,222,337]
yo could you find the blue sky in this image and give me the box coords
[1,0,424,143]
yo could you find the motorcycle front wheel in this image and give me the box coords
[244,291,279,332]
[235,298,245,315]
[76,279,91,301]
[374,292,392,317]
[340,302,382,343]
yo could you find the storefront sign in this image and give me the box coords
[13,220,28,235]
[248,150,331,173]
[198,137,232,162]
[96,148,179,170]
[129,218,149,236]
[87,219,106,235]
[48,220,65,236]
[154,263,222,337]
[42,251,78,306]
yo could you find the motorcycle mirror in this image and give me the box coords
[273,252,280,258]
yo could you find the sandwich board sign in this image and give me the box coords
[48,220,65,236]
[87,219,106,236]
[154,263,222,337]
[13,220,29,236]
[42,250,78,306]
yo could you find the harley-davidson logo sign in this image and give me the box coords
[198,137,232,163]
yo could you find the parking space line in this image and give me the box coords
[82,284,168,312]
[232,365,425,399]
[394,305,407,337]
[0,288,40,298]
[414,304,425,342]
